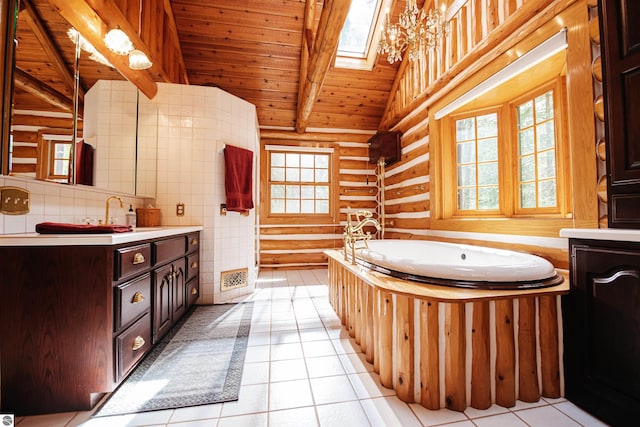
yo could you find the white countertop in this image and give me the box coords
[0,225,203,246]
[560,228,640,243]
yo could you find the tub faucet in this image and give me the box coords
[105,195,124,224]
[344,209,381,265]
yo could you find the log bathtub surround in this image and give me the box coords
[326,250,569,412]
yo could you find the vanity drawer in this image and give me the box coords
[115,312,151,382]
[115,243,151,280]
[154,236,186,266]
[187,233,199,254]
[115,273,151,331]
[187,253,199,281]
[187,279,199,307]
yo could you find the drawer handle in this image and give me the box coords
[191,288,198,295]
[190,261,198,268]
[132,253,146,265]
[190,238,198,246]
[132,336,146,351]
[131,291,145,304]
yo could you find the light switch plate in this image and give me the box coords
[176,202,185,216]
[1,186,30,215]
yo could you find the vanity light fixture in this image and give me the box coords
[128,49,152,70]
[104,28,134,55]
[127,0,153,70]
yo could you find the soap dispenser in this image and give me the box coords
[126,204,137,227]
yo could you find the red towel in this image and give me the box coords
[224,145,254,213]
[35,222,133,234]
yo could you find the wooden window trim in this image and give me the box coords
[448,106,503,217]
[260,141,340,226]
[429,6,598,237]
[510,79,571,217]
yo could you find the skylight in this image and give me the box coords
[336,0,389,70]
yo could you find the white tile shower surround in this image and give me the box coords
[13,269,608,427]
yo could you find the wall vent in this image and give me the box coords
[221,268,248,291]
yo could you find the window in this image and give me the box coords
[36,129,74,183]
[430,14,599,237]
[443,79,568,222]
[49,140,72,180]
[455,112,499,212]
[336,0,391,70]
[268,151,331,215]
[515,90,557,210]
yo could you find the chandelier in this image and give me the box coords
[378,1,449,64]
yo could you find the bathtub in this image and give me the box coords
[353,239,563,289]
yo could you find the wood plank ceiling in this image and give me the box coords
[13,0,405,132]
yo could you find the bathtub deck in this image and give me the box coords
[326,250,568,413]
[325,250,569,302]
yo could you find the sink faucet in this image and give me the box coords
[105,196,124,224]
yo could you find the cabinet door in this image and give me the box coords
[172,258,186,321]
[153,263,173,343]
[563,243,640,425]
[600,0,640,227]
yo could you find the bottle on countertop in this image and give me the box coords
[126,204,137,227]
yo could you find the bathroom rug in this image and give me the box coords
[93,302,253,417]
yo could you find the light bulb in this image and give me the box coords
[104,28,133,55]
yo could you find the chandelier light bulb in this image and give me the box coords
[378,2,449,64]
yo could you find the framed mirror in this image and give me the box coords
[2,0,156,196]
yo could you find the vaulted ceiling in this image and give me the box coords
[12,0,408,132]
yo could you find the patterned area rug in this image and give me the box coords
[93,302,253,417]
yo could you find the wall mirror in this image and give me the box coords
[1,0,157,197]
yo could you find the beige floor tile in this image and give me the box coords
[305,355,346,378]
[269,379,314,411]
[270,358,308,382]
[360,396,423,427]
[217,412,268,427]
[315,401,369,427]
[310,375,358,405]
[268,406,319,427]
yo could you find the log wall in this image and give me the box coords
[377,0,601,271]
[9,112,81,178]
[259,130,378,269]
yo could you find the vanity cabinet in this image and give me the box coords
[599,0,640,228]
[153,233,199,343]
[562,238,640,425]
[0,229,200,415]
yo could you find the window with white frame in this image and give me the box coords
[268,150,331,215]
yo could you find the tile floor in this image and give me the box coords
[14,269,609,427]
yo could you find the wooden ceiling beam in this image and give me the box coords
[295,0,352,133]
[296,0,315,128]
[22,0,85,101]
[13,67,75,112]
[163,0,189,85]
[47,0,158,99]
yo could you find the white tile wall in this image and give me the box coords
[148,83,259,304]
[85,81,138,196]
[0,175,145,234]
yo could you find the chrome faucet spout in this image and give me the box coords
[105,196,124,224]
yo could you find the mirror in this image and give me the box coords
[3,0,156,197]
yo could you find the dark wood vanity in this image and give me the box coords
[0,228,200,415]
[560,229,640,426]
